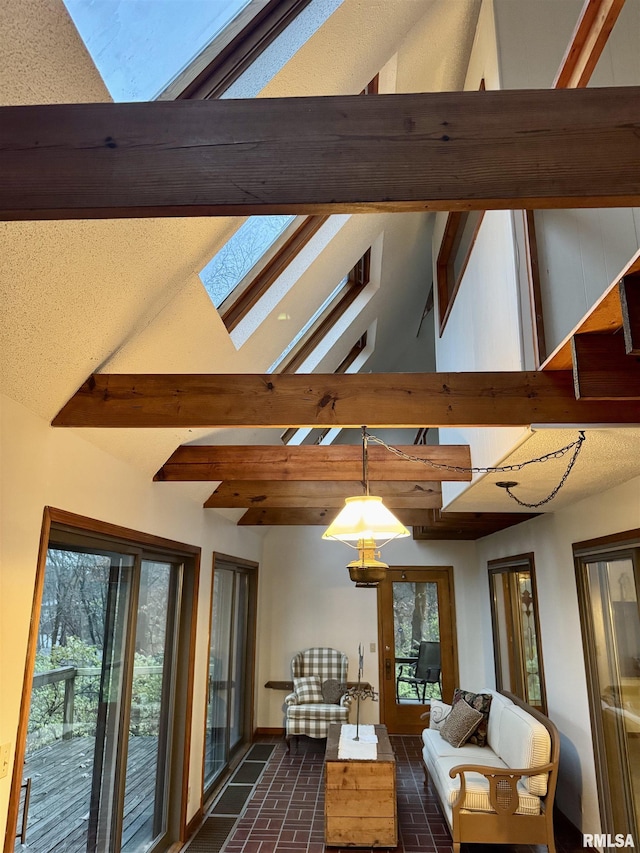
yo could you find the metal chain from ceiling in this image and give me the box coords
[366,430,587,509]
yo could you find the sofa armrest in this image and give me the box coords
[448,762,555,816]
[284,692,299,706]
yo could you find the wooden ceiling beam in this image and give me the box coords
[203,480,442,508]
[2,86,640,221]
[53,372,639,428]
[620,272,640,355]
[553,0,626,89]
[156,445,471,483]
[571,332,640,400]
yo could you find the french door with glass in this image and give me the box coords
[377,566,458,733]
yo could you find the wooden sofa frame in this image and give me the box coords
[422,691,560,853]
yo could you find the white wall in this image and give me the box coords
[0,395,264,838]
[256,527,484,729]
[495,0,640,356]
[476,473,640,833]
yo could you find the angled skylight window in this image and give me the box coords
[200,215,296,308]
[269,249,371,374]
[63,0,252,101]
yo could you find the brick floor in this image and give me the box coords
[220,734,583,853]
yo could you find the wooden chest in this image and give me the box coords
[324,723,397,847]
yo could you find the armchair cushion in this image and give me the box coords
[293,675,324,703]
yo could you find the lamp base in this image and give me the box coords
[348,565,387,587]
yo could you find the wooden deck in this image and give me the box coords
[16,735,159,852]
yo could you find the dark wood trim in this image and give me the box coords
[179,553,200,844]
[4,507,52,853]
[3,87,640,220]
[53,371,640,429]
[254,727,285,736]
[553,0,626,89]
[573,527,640,554]
[279,248,371,373]
[436,210,485,335]
[184,807,204,842]
[487,553,548,715]
[162,0,314,100]
[220,215,329,332]
[361,74,380,96]
[524,210,547,366]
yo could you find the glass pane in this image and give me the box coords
[230,573,249,750]
[121,560,177,852]
[200,215,297,307]
[393,581,441,704]
[17,548,128,853]
[62,0,253,101]
[517,571,541,706]
[587,557,640,833]
[204,568,234,789]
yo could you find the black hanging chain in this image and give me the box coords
[366,430,587,508]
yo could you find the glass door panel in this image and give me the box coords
[378,567,458,734]
[121,560,180,853]
[584,555,640,835]
[204,568,234,790]
[230,572,249,751]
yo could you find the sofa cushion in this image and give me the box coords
[427,751,542,816]
[422,728,491,764]
[497,705,551,796]
[440,699,484,748]
[429,699,453,730]
[293,675,324,703]
[481,688,513,754]
[453,688,493,747]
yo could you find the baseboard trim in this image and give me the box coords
[255,727,285,736]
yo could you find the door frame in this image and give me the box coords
[5,507,200,853]
[376,565,459,734]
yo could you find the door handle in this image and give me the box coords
[385,658,392,680]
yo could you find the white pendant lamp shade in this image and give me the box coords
[322,495,410,543]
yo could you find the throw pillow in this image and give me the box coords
[439,698,483,748]
[452,688,493,747]
[322,678,346,704]
[429,699,452,730]
[293,675,324,704]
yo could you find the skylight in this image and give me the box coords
[63,0,252,101]
[200,215,297,308]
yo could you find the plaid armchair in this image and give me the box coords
[284,647,351,750]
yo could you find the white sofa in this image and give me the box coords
[421,689,559,853]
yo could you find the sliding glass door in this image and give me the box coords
[204,557,256,796]
[16,520,190,853]
[575,536,640,836]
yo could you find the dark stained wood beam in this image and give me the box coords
[53,372,640,429]
[155,445,472,483]
[2,87,640,221]
[620,272,640,355]
[237,507,452,527]
[204,480,442,508]
[572,332,640,399]
[553,0,626,88]
[238,506,537,534]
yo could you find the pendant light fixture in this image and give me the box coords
[322,427,410,586]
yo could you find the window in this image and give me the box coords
[207,215,329,332]
[269,249,371,374]
[436,209,485,334]
[488,553,547,713]
[9,509,199,853]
